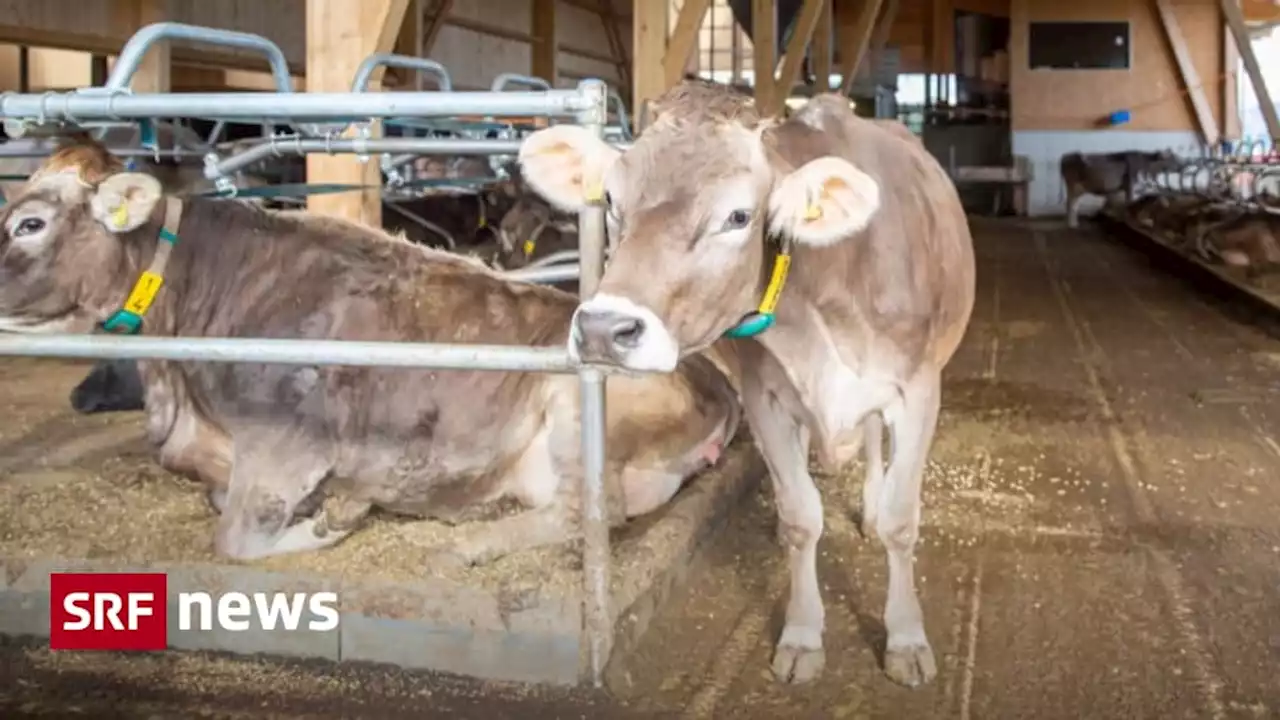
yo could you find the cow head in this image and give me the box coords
[0,138,165,334]
[517,80,881,372]
[495,192,577,269]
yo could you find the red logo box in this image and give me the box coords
[49,572,168,651]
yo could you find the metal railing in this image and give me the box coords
[0,23,618,686]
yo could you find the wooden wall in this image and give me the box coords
[1009,0,1225,132]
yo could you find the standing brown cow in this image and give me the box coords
[517,80,976,687]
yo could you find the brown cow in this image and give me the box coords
[1060,149,1181,228]
[516,80,976,687]
[0,138,742,565]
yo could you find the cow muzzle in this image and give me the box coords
[570,293,679,372]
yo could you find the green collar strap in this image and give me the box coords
[100,195,185,335]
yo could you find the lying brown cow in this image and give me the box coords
[0,139,741,564]
[518,80,976,687]
[1061,149,1181,228]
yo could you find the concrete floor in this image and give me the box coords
[2,218,1279,719]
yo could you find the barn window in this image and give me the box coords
[1028,21,1131,70]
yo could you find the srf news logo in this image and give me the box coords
[49,572,339,651]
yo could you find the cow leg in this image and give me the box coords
[214,428,337,561]
[740,362,825,684]
[426,505,572,568]
[877,370,941,687]
[859,411,885,540]
[1065,185,1082,229]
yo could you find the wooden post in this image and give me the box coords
[1222,0,1241,140]
[664,0,711,88]
[838,0,883,96]
[1220,0,1280,141]
[867,0,898,92]
[423,0,454,57]
[113,0,170,92]
[532,0,558,85]
[391,0,423,89]
[768,0,825,115]
[813,0,833,92]
[633,0,668,124]
[1153,0,1219,145]
[305,0,410,225]
[752,0,776,108]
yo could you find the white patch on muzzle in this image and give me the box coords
[569,293,680,373]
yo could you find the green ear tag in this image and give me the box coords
[725,312,775,339]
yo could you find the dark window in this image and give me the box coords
[1028,21,1130,70]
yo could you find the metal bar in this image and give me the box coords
[208,138,524,179]
[0,334,576,372]
[0,90,592,124]
[503,263,581,284]
[105,23,294,94]
[0,147,208,159]
[573,78,611,687]
[352,53,454,92]
[491,73,553,92]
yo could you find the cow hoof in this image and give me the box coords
[884,641,937,687]
[771,642,825,684]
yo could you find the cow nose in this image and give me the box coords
[574,308,646,363]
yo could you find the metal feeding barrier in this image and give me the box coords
[0,22,620,685]
[1148,140,1280,212]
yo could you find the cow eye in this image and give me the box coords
[13,218,45,237]
[721,209,751,231]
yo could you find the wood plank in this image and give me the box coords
[305,0,410,225]
[928,0,953,75]
[111,0,170,92]
[768,0,825,115]
[839,0,884,96]
[598,0,632,104]
[1220,0,1280,140]
[1153,0,1220,145]
[664,0,711,88]
[868,0,899,90]
[1222,0,1241,140]
[422,0,454,56]
[391,0,423,88]
[813,0,833,91]
[633,0,667,126]
[532,0,558,85]
[752,0,777,108]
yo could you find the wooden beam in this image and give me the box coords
[423,0,453,56]
[867,0,899,89]
[391,0,424,88]
[813,0,833,91]
[664,0,711,88]
[1223,1,1241,140]
[752,0,777,108]
[1221,0,1280,140]
[306,0,410,226]
[115,0,170,92]
[768,0,825,115]
[532,0,559,85]
[633,0,667,124]
[598,0,632,104]
[839,0,884,96]
[928,0,953,74]
[1153,0,1219,144]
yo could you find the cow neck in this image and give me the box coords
[99,195,184,335]
[723,231,795,339]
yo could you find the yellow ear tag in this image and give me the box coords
[122,270,165,315]
[803,203,823,222]
[583,178,604,204]
[111,204,130,230]
[523,239,536,256]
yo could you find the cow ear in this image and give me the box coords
[767,156,880,247]
[90,172,163,234]
[518,125,621,213]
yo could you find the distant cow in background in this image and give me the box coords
[1060,149,1182,228]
